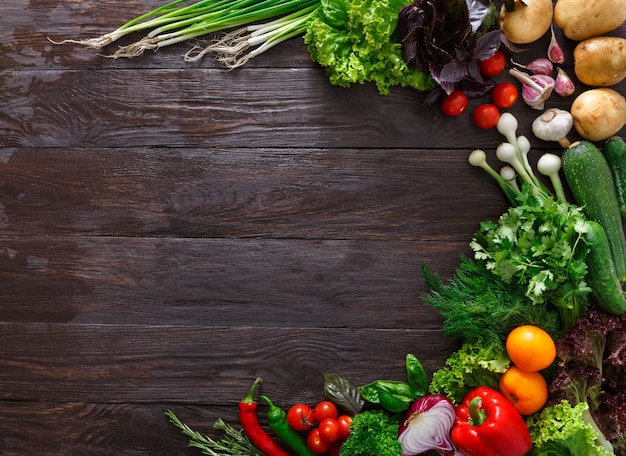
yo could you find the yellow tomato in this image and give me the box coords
[499,365,548,415]
[506,325,556,372]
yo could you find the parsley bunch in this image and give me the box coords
[467,113,596,329]
[470,183,592,329]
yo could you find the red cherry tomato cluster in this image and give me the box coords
[287,400,352,455]
[439,50,521,129]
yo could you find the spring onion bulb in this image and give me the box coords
[51,0,320,62]
[185,4,318,68]
[537,153,567,203]
[500,166,520,192]
[469,150,521,204]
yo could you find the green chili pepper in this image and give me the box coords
[260,395,318,456]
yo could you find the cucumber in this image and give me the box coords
[602,136,626,220]
[584,221,626,315]
[562,140,626,283]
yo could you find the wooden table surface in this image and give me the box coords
[1,1,624,454]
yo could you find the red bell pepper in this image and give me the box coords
[451,386,532,456]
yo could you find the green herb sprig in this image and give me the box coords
[166,411,263,456]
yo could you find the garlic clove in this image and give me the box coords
[518,58,553,76]
[509,68,555,110]
[548,25,565,64]
[555,67,575,97]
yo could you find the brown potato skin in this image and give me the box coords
[554,0,626,41]
[497,0,553,44]
[574,37,626,87]
[571,88,626,142]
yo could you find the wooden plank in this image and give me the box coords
[0,323,458,404]
[0,147,509,237]
[0,66,501,149]
[0,235,465,328]
[2,65,622,150]
[2,0,317,71]
[0,401,219,455]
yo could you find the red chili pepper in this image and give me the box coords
[239,377,290,456]
[451,386,532,456]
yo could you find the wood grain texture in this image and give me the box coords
[0,147,508,237]
[0,401,213,455]
[0,324,457,404]
[0,235,464,328]
[1,0,625,454]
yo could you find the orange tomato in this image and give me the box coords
[506,325,556,372]
[499,365,548,415]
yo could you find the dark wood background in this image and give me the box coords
[1,1,624,454]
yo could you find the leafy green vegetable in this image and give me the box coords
[339,409,403,456]
[304,0,435,95]
[470,183,593,329]
[359,380,417,413]
[359,354,428,412]
[428,340,510,404]
[397,0,499,96]
[422,254,563,344]
[526,400,614,456]
[548,309,626,453]
[323,373,365,415]
[405,353,429,396]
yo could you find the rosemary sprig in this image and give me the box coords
[166,410,263,456]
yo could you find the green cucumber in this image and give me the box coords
[562,140,626,283]
[584,221,626,315]
[602,136,626,220]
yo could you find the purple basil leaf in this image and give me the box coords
[466,0,492,33]
[439,60,469,84]
[472,29,503,61]
[467,61,484,83]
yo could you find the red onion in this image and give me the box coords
[397,395,460,456]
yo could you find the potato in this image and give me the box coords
[554,0,626,41]
[574,37,626,87]
[497,0,553,44]
[571,88,626,141]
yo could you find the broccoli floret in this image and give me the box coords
[339,409,402,456]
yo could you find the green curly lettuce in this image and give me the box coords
[303,0,435,94]
[428,340,510,404]
[526,400,614,456]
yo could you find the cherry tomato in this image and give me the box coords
[307,428,332,455]
[336,415,352,441]
[479,50,506,77]
[473,104,500,130]
[287,403,313,431]
[318,418,340,443]
[441,90,468,117]
[491,82,519,108]
[313,401,338,422]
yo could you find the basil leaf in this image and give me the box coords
[359,380,417,413]
[406,354,429,396]
[378,392,414,413]
[323,374,364,415]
